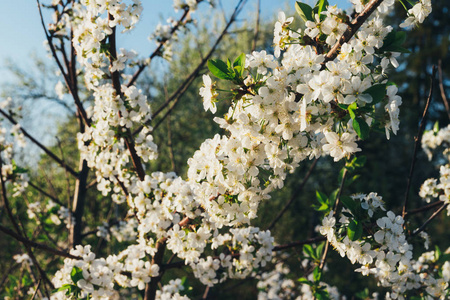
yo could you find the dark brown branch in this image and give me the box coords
[0,108,78,177]
[273,236,326,251]
[134,0,248,136]
[28,181,63,206]
[438,60,450,120]
[402,66,437,219]
[411,203,448,236]
[323,0,385,64]
[266,158,319,231]
[163,236,326,270]
[251,0,261,52]
[144,238,167,300]
[126,0,205,87]
[0,224,80,260]
[36,0,91,127]
[108,14,146,182]
[406,200,444,216]
[318,168,348,271]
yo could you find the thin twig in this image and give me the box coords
[202,286,211,300]
[438,60,450,120]
[36,0,91,127]
[318,168,348,271]
[126,0,205,87]
[411,203,448,236]
[323,0,385,65]
[266,158,319,231]
[133,0,248,136]
[251,0,261,52]
[406,200,443,216]
[0,108,78,177]
[272,236,326,251]
[163,236,326,270]
[108,13,146,181]
[30,279,41,300]
[28,181,63,206]
[0,224,81,260]
[402,66,437,219]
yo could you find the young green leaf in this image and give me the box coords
[363,84,386,104]
[208,59,233,80]
[70,266,84,284]
[316,191,328,205]
[353,117,370,140]
[313,266,322,282]
[295,2,314,22]
[347,219,363,241]
[314,0,329,20]
[379,30,410,53]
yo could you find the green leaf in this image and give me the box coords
[364,84,386,104]
[379,30,410,53]
[298,277,313,285]
[295,2,314,22]
[433,121,440,133]
[316,191,328,205]
[303,244,315,258]
[353,117,370,140]
[353,156,367,168]
[355,288,370,299]
[233,53,245,68]
[348,107,356,119]
[315,242,325,258]
[313,266,322,282]
[341,196,358,215]
[207,59,233,80]
[70,266,83,284]
[52,284,73,294]
[435,245,442,261]
[347,219,363,241]
[314,0,329,20]
[316,203,329,211]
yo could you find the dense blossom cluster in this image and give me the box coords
[256,260,342,299]
[52,244,160,299]
[2,0,444,298]
[319,192,449,299]
[196,0,408,227]
[420,125,450,214]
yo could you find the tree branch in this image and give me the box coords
[126,0,205,87]
[134,0,248,136]
[266,158,319,231]
[323,0,385,64]
[0,108,79,177]
[411,203,448,236]
[318,168,348,271]
[438,59,450,120]
[0,224,80,260]
[402,66,437,219]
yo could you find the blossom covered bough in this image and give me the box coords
[0,0,447,299]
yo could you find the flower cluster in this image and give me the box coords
[319,192,449,299]
[419,124,450,214]
[27,199,73,229]
[43,0,439,298]
[195,0,406,228]
[52,244,160,298]
[400,0,432,28]
[96,218,138,242]
[155,278,189,300]
[256,259,342,300]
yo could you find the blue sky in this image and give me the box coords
[0,0,351,80]
[0,0,351,164]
